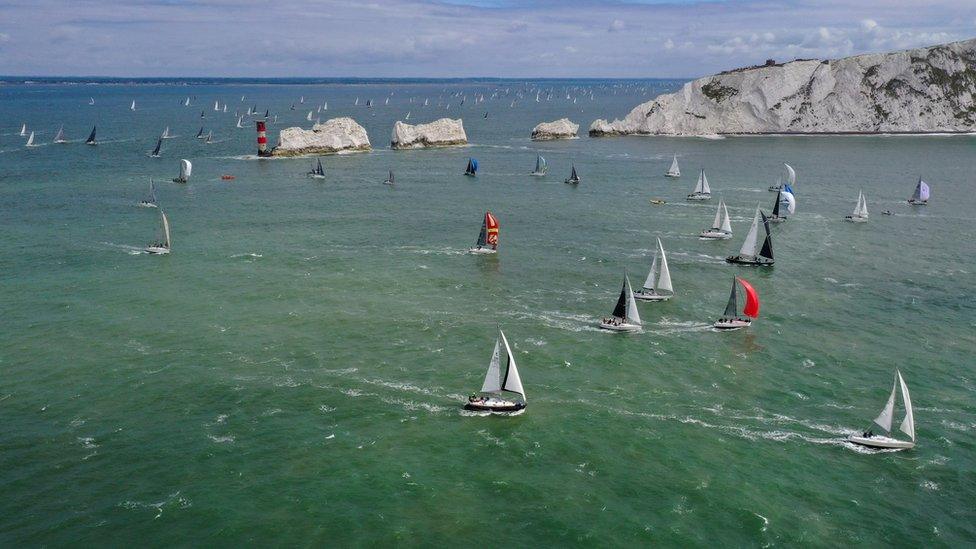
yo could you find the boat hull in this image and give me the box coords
[726,255,774,266]
[848,435,915,449]
[767,216,787,223]
[599,321,641,332]
[665,173,680,178]
[699,230,732,240]
[172,178,187,184]
[145,246,170,255]
[686,193,711,201]
[464,400,525,413]
[307,174,326,179]
[768,186,783,192]
[634,291,670,302]
[714,318,751,330]
[468,247,497,255]
[844,215,868,223]
[138,202,158,209]
[564,179,580,185]
[907,200,927,206]
[530,172,547,177]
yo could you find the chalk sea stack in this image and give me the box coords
[391,118,467,149]
[271,117,371,156]
[590,38,976,136]
[531,118,579,140]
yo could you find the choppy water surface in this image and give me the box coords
[1,79,974,545]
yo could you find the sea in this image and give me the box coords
[1,77,974,546]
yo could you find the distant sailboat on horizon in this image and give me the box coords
[564,164,580,185]
[25,131,36,147]
[307,158,326,179]
[149,135,162,158]
[19,123,27,137]
[383,170,395,186]
[464,158,478,177]
[85,126,97,145]
[139,178,158,208]
[53,125,67,144]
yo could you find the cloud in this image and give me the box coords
[608,19,626,32]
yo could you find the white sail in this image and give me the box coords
[480,339,502,393]
[898,371,915,441]
[711,201,723,229]
[160,211,172,249]
[54,125,65,143]
[784,163,796,186]
[693,170,705,194]
[179,159,192,181]
[739,205,761,257]
[499,330,525,399]
[872,376,898,432]
[656,238,673,293]
[26,131,35,146]
[625,275,642,326]
[700,171,711,194]
[667,155,680,177]
[19,124,27,136]
[643,253,659,291]
[214,100,219,111]
[781,190,796,215]
[720,201,732,233]
[859,192,868,217]
[130,100,136,111]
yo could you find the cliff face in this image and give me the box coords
[590,38,976,136]
[391,118,467,149]
[272,117,371,156]
[531,118,579,140]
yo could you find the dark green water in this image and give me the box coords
[1,80,974,546]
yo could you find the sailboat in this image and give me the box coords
[713,276,759,330]
[183,97,191,107]
[88,97,95,106]
[263,109,269,118]
[307,158,326,179]
[726,204,774,266]
[530,155,548,176]
[85,126,97,145]
[25,131,36,147]
[908,178,930,205]
[564,164,580,185]
[848,370,916,449]
[145,210,171,255]
[53,125,67,144]
[464,158,478,177]
[149,136,162,158]
[599,275,642,332]
[173,159,192,184]
[161,126,174,139]
[768,185,796,223]
[687,169,711,200]
[383,170,395,186]
[769,163,796,192]
[200,110,206,119]
[463,329,526,413]
[845,190,869,223]
[468,211,499,254]
[214,100,220,111]
[223,104,227,113]
[236,116,244,128]
[195,127,205,139]
[665,154,680,178]
[130,100,136,111]
[405,111,411,120]
[139,178,158,208]
[306,111,313,121]
[19,124,27,137]
[634,238,673,301]
[204,130,213,144]
[700,199,733,239]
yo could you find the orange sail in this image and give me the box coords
[738,277,760,318]
[485,211,499,249]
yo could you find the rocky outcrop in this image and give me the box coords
[390,118,467,149]
[531,118,579,140]
[272,117,371,156]
[590,38,976,136]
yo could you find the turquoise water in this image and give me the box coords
[2,80,975,545]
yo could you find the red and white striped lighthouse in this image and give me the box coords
[255,120,271,157]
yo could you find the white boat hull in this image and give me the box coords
[699,230,732,240]
[145,246,170,255]
[714,318,751,330]
[665,172,680,178]
[138,202,158,209]
[845,215,868,223]
[686,193,711,201]
[599,321,641,332]
[307,174,326,179]
[848,434,915,449]
[767,216,787,223]
[633,291,670,302]
[530,172,546,177]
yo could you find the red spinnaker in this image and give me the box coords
[485,211,499,248]
[738,278,760,318]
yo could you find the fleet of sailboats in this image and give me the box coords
[464,329,526,413]
[713,276,759,330]
[634,238,673,301]
[726,204,774,266]
[687,169,712,200]
[700,198,733,239]
[665,154,680,178]
[848,370,915,449]
[845,191,869,222]
[599,275,642,332]
[469,211,499,254]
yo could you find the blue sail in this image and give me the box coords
[471,159,479,173]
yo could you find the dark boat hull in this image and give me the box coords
[464,402,525,412]
[726,255,774,266]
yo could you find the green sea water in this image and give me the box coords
[1,80,975,546]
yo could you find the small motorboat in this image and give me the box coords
[882,210,892,216]
[649,199,666,205]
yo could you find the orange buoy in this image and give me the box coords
[221,175,235,180]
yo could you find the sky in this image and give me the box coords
[0,0,974,78]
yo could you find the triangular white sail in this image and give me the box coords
[700,171,711,194]
[480,339,502,393]
[739,205,761,257]
[781,190,796,215]
[625,275,641,326]
[720,201,732,233]
[54,125,65,143]
[643,253,659,291]
[161,211,171,249]
[872,376,898,432]
[656,238,673,293]
[784,163,796,186]
[130,100,136,111]
[667,155,680,177]
[898,371,915,441]
[711,200,723,230]
[20,123,27,136]
[499,330,525,399]
[179,159,192,181]
[693,170,705,194]
[26,131,35,146]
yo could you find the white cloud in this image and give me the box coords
[608,19,625,33]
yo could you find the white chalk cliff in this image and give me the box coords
[272,117,371,156]
[390,118,467,149]
[590,38,976,136]
[531,118,580,140]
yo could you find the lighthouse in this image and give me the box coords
[255,120,272,157]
